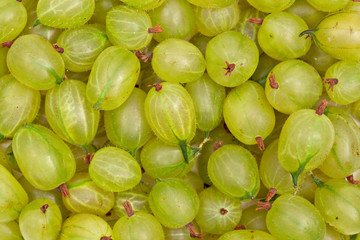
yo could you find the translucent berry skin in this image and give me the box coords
[260,139,304,195]
[197,125,240,186]
[12,124,76,191]
[208,145,260,200]
[195,186,242,234]
[286,0,326,28]
[324,61,360,105]
[314,179,360,235]
[235,1,266,53]
[0,48,9,78]
[145,82,196,145]
[223,81,275,146]
[149,0,195,42]
[186,0,235,8]
[306,0,349,12]
[152,39,206,83]
[140,138,195,178]
[265,60,323,115]
[239,204,268,232]
[0,0,27,43]
[319,107,360,179]
[86,46,140,111]
[247,0,295,13]
[218,229,276,240]
[89,0,119,24]
[7,34,65,91]
[266,194,326,240]
[22,5,63,44]
[113,190,151,218]
[206,31,259,87]
[163,223,201,240]
[251,54,280,86]
[148,178,199,229]
[302,13,360,61]
[59,213,112,240]
[112,211,165,240]
[185,74,226,132]
[37,0,95,29]
[120,0,166,10]
[0,221,22,240]
[62,172,115,216]
[278,109,335,186]
[0,164,28,223]
[17,176,70,219]
[104,88,152,156]
[300,43,338,77]
[106,5,153,50]
[19,199,62,240]
[89,147,142,192]
[45,80,100,150]
[258,12,311,61]
[57,24,110,72]
[194,2,240,37]
[0,74,40,139]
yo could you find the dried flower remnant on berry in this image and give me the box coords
[40,204,49,214]
[1,40,13,48]
[123,201,135,217]
[269,72,279,89]
[247,18,264,24]
[52,43,64,53]
[83,152,95,164]
[135,49,153,63]
[323,78,338,92]
[255,136,265,151]
[346,174,359,185]
[148,83,163,92]
[222,61,235,76]
[256,188,277,211]
[148,24,164,34]
[234,225,246,230]
[60,183,70,198]
[185,222,202,238]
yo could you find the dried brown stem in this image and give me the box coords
[123,201,135,217]
[220,208,228,215]
[234,225,246,230]
[266,188,277,202]
[148,83,162,92]
[316,100,328,116]
[135,50,152,63]
[1,40,13,48]
[40,204,49,214]
[59,183,70,198]
[148,24,164,34]
[255,136,265,151]
[269,72,279,89]
[346,174,359,185]
[213,141,224,151]
[247,18,263,24]
[222,61,235,76]
[323,78,338,92]
[83,152,95,164]
[52,43,64,53]
[185,222,202,239]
